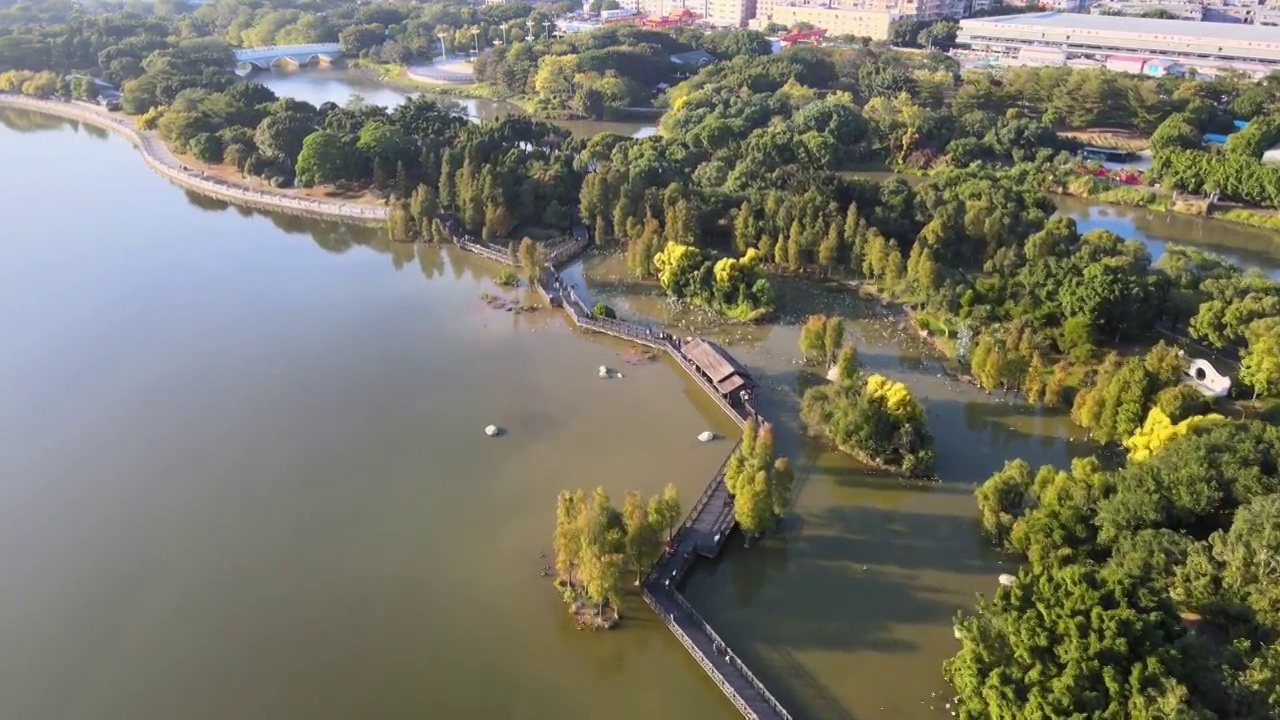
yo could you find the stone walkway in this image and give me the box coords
[0,94,388,223]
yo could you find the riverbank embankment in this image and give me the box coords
[0,94,388,224]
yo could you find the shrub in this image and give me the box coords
[592,301,617,319]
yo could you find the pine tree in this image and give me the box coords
[734,471,773,546]
[770,457,794,517]
[591,212,606,243]
[843,202,863,270]
[799,315,828,364]
[725,416,758,495]
[437,154,456,209]
[1043,359,1070,407]
[372,155,390,191]
[785,219,804,270]
[733,201,756,253]
[611,196,633,243]
[1024,351,1046,404]
[915,248,938,295]
[883,242,905,289]
[552,490,584,586]
[394,159,411,198]
[622,490,658,585]
[818,217,842,273]
[774,235,789,266]
[969,336,992,382]
[824,316,846,367]
[834,346,860,383]
[862,230,887,279]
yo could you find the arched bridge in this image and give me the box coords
[233,43,343,72]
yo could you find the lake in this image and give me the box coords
[255,68,659,139]
[3,95,1274,720]
[0,107,732,720]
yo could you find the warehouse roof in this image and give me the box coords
[966,12,1280,44]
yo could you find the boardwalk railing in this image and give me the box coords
[642,588,766,720]
[666,590,792,720]
[444,218,789,720]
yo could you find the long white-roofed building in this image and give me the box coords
[956,12,1280,76]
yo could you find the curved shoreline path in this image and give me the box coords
[445,219,793,720]
[0,94,388,224]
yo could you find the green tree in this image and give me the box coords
[770,457,794,516]
[945,564,1202,720]
[734,470,773,545]
[647,483,681,541]
[552,489,584,586]
[622,490,659,585]
[294,130,351,187]
[1241,318,1280,399]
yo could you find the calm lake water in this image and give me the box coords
[1056,195,1280,278]
[0,108,731,720]
[255,68,659,139]
[5,93,1279,720]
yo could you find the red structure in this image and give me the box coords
[642,9,698,27]
[780,28,827,47]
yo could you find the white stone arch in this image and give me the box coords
[1185,358,1231,398]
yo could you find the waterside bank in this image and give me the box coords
[0,94,388,224]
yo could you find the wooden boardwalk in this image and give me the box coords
[442,218,792,720]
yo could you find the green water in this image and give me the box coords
[0,108,731,720]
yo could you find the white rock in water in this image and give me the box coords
[998,573,1016,587]
[598,366,610,378]
[484,425,501,437]
[697,431,716,443]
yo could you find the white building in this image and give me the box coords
[957,12,1280,73]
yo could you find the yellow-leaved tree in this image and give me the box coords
[1123,407,1224,462]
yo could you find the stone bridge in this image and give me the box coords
[234,43,343,72]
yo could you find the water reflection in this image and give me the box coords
[1056,195,1280,277]
[254,68,659,138]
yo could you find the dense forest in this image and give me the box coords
[951,419,1280,719]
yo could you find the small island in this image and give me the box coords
[797,314,936,477]
[550,484,681,629]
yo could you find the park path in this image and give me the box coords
[0,94,388,223]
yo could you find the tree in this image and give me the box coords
[294,130,351,187]
[647,483,681,541]
[1241,318,1280,399]
[770,457,794,516]
[254,110,316,163]
[734,470,773,545]
[823,316,845,368]
[945,564,1203,720]
[552,489,584,586]
[188,132,222,164]
[1043,359,1070,408]
[1023,351,1046,404]
[622,490,659,584]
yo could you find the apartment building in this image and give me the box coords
[751,2,900,37]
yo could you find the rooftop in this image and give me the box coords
[682,339,754,395]
[965,12,1280,43]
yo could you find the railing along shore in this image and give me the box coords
[0,94,388,224]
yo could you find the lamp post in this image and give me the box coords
[501,24,509,45]
[437,32,447,61]
[543,21,551,40]
[471,27,480,55]
[526,19,535,41]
